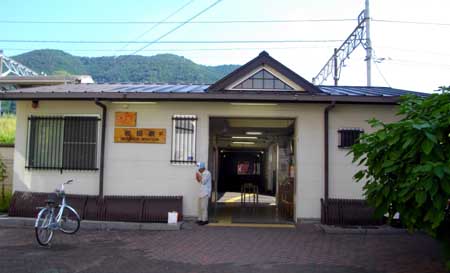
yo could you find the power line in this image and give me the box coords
[372,50,391,87]
[2,45,335,53]
[388,59,450,68]
[115,0,195,56]
[2,18,447,26]
[373,19,450,27]
[128,0,223,56]
[0,39,343,44]
[377,46,450,57]
[374,62,391,87]
[0,18,356,25]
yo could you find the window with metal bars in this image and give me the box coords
[338,128,364,148]
[171,115,197,164]
[27,116,99,171]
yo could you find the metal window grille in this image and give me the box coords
[27,116,99,171]
[171,115,197,164]
[338,128,364,148]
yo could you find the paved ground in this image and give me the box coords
[0,223,446,273]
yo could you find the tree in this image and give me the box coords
[0,156,7,200]
[351,88,450,235]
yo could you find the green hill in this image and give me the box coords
[13,49,240,84]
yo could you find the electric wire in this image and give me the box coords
[377,46,450,57]
[128,0,224,56]
[1,45,336,53]
[372,50,391,87]
[114,0,195,56]
[372,19,450,27]
[0,18,356,24]
[0,18,448,26]
[0,39,344,44]
[388,59,450,69]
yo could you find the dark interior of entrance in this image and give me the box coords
[209,117,295,224]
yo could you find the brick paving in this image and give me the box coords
[0,223,446,273]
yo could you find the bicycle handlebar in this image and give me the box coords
[65,179,74,185]
[56,179,75,193]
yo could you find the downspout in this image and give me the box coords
[324,101,336,203]
[95,99,106,197]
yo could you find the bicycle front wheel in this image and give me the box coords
[35,208,54,246]
[59,206,80,234]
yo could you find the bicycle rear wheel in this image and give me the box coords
[35,208,54,246]
[59,206,80,234]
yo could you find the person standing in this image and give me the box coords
[195,162,211,225]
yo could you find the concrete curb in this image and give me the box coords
[0,216,182,231]
[317,224,408,235]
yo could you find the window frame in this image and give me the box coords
[170,115,198,165]
[232,68,294,91]
[26,115,100,171]
[337,128,364,149]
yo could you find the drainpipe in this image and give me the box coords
[95,99,107,197]
[324,101,336,203]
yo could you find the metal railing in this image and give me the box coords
[9,191,183,223]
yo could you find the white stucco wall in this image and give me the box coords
[13,100,399,220]
[328,104,399,199]
[104,102,325,219]
[13,101,101,195]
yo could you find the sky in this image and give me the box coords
[1,0,449,92]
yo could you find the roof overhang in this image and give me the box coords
[0,91,401,104]
[0,75,94,87]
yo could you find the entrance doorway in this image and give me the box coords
[209,117,296,224]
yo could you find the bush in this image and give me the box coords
[0,115,16,144]
[0,152,10,213]
[0,190,11,213]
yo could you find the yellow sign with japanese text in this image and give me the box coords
[115,112,137,127]
[114,128,166,144]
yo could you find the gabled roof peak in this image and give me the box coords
[207,51,322,93]
[258,50,270,57]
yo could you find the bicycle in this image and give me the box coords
[34,179,81,246]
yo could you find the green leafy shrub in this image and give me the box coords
[0,191,11,213]
[0,157,9,213]
[350,88,450,269]
[0,115,16,144]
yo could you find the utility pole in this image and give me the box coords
[365,0,372,86]
[333,48,338,86]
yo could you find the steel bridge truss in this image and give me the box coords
[0,51,38,77]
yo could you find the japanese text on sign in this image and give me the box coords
[114,128,166,144]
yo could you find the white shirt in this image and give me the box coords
[198,170,212,198]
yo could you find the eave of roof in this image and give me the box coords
[0,75,93,86]
[0,90,403,105]
[0,83,429,105]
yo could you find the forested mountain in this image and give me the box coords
[13,49,240,84]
